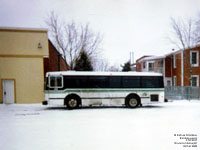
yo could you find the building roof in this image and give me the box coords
[138,55,166,62]
[137,44,200,62]
[165,44,200,56]
[136,55,152,62]
[0,27,48,33]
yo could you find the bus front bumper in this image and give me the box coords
[42,101,48,105]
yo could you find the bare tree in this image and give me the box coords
[169,17,197,86]
[107,66,120,72]
[46,11,102,70]
[94,58,120,72]
[194,13,200,45]
[95,59,110,71]
[169,17,195,49]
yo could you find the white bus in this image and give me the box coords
[43,71,165,109]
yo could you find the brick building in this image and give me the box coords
[171,46,200,87]
[136,45,200,87]
[44,40,69,79]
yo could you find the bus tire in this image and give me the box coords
[65,94,81,109]
[125,94,140,108]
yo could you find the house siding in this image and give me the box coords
[154,60,159,72]
[165,56,172,78]
[136,62,142,72]
[183,47,200,86]
[172,53,182,86]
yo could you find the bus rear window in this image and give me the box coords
[49,76,63,88]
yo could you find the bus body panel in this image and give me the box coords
[45,88,165,107]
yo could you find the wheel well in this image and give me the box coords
[125,93,141,105]
[64,94,81,105]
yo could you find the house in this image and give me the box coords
[136,45,200,87]
[0,27,49,104]
[136,55,152,72]
[44,40,69,79]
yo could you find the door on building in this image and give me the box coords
[2,80,15,104]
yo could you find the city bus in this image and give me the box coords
[43,71,165,109]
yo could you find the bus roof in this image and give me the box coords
[46,71,163,77]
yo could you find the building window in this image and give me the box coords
[165,78,172,86]
[173,54,176,68]
[158,60,163,67]
[190,51,199,67]
[148,62,154,71]
[167,80,171,86]
[191,75,199,87]
[173,76,177,86]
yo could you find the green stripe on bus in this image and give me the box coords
[45,88,164,94]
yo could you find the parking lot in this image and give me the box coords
[0,100,199,150]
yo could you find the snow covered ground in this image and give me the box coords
[0,100,199,150]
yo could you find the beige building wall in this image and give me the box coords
[0,27,48,103]
[0,28,48,56]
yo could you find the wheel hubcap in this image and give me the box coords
[68,99,78,108]
[129,98,137,107]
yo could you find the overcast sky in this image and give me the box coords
[1,0,200,67]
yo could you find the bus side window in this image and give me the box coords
[109,76,121,88]
[141,76,163,88]
[122,76,140,88]
[141,77,154,88]
[50,76,56,87]
[88,76,109,88]
[49,76,63,88]
[56,76,62,87]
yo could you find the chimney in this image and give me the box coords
[130,52,134,64]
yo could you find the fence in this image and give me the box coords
[165,86,200,100]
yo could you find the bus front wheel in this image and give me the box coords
[125,95,140,108]
[65,95,81,109]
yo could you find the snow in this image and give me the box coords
[0,101,199,150]
[46,71,162,77]
[138,55,166,62]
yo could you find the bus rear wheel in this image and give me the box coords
[126,95,140,108]
[65,95,80,109]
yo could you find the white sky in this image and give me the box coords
[0,0,200,67]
